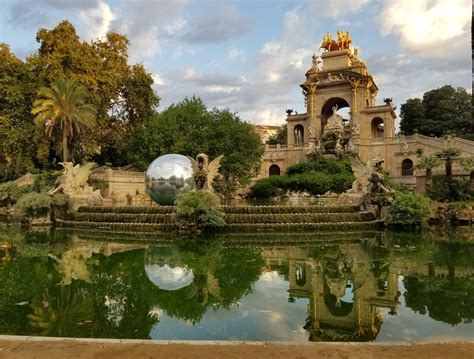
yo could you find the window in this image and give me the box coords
[371,118,384,139]
[294,125,304,146]
[402,159,414,176]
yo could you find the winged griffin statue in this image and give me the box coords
[49,162,98,196]
[186,154,224,193]
[350,157,391,194]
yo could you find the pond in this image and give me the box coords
[0,226,473,342]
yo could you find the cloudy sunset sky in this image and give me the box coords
[0,0,471,125]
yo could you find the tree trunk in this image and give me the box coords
[445,159,452,179]
[62,125,68,162]
[426,168,432,192]
[470,170,474,189]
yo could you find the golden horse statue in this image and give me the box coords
[321,30,352,51]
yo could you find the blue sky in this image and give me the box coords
[0,0,471,124]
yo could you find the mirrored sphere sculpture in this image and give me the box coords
[145,154,194,205]
[144,247,194,291]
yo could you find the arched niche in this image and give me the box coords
[371,117,384,139]
[321,97,351,133]
[269,164,281,176]
[401,158,414,176]
[295,264,306,286]
[294,124,304,147]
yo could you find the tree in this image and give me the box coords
[0,44,43,180]
[400,98,425,135]
[127,97,263,196]
[400,85,473,139]
[435,148,461,179]
[32,76,97,163]
[266,124,287,145]
[415,155,440,191]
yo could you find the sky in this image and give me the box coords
[0,0,472,125]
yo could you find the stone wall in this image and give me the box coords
[91,169,153,207]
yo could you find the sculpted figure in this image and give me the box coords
[187,154,224,193]
[49,162,97,196]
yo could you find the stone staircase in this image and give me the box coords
[56,205,381,232]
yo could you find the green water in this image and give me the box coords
[0,227,473,342]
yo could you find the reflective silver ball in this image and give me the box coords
[145,154,194,205]
[144,247,194,291]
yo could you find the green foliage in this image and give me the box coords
[415,155,440,172]
[0,21,159,177]
[248,157,354,199]
[387,191,431,227]
[428,175,472,201]
[14,192,52,217]
[32,76,97,163]
[0,44,41,180]
[175,190,225,229]
[0,182,33,207]
[266,124,287,145]
[127,97,263,195]
[286,157,352,176]
[400,85,473,139]
[32,171,61,193]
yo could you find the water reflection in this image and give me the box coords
[0,227,472,341]
[144,247,194,291]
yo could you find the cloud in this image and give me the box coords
[78,2,116,40]
[367,50,472,120]
[227,48,246,61]
[6,0,97,29]
[163,17,187,37]
[151,72,165,86]
[378,0,471,59]
[112,0,188,57]
[308,0,369,19]
[179,6,252,43]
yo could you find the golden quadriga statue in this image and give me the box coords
[49,162,103,210]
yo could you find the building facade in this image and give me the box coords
[258,38,474,190]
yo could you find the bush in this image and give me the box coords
[285,157,352,176]
[428,175,472,201]
[13,192,52,217]
[175,190,225,230]
[387,191,431,227]
[248,157,354,199]
[0,182,33,207]
[32,171,61,192]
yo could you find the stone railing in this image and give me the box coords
[402,134,474,155]
[264,143,298,151]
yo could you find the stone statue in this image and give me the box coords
[350,157,392,194]
[187,154,224,192]
[308,125,316,139]
[50,162,96,195]
[49,162,103,210]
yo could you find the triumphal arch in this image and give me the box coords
[259,31,474,189]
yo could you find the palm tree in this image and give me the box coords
[460,157,474,189]
[415,155,440,192]
[435,148,461,179]
[32,76,97,163]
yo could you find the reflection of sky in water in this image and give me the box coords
[151,271,310,341]
[341,281,354,303]
[375,277,473,342]
[150,273,474,342]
